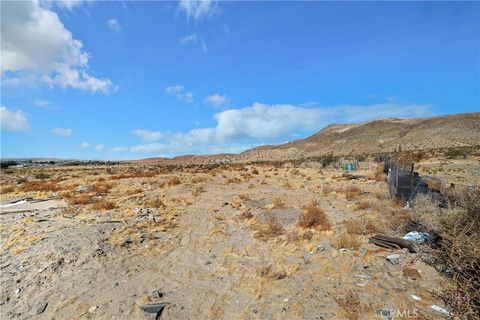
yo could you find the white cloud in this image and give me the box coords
[95,144,105,151]
[132,129,165,141]
[0,106,29,132]
[204,93,230,108]
[1,1,113,94]
[130,102,431,155]
[111,146,127,152]
[79,142,91,149]
[55,0,85,10]
[51,127,73,137]
[34,99,50,108]
[165,84,194,103]
[107,18,122,33]
[179,34,198,45]
[178,0,215,21]
[179,33,208,52]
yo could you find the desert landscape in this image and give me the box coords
[1,114,479,319]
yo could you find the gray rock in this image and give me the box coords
[386,254,401,265]
[140,302,169,314]
[30,301,48,315]
[75,185,90,193]
[150,290,164,299]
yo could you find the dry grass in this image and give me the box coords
[91,200,118,210]
[344,218,379,235]
[91,182,114,193]
[322,183,333,195]
[298,201,331,230]
[1,185,15,194]
[65,193,94,205]
[334,290,361,320]
[333,232,361,250]
[166,177,181,186]
[369,163,387,182]
[272,197,285,209]
[255,218,284,241]
[19,180,60,192]
[148,198,165,208]
[355,199,372,210]
[345,185,361,201]
[258,265,287,280]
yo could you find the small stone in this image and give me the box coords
[30,301,48,315]
[75,185,90,193]
[15,288,21,294]
[150,290,164,299]
[386,254,401,265]
[88,305,98,313]
[139,303,169,314]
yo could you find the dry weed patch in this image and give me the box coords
[255,218,284,240]
[345,185,361,201]
[298,201,331,230]
[91,200,118,210]
[19,180,60,192]
[166,177,181,186]
[344,218,378,235]
[333,232,361,250]
[334,290,362,320]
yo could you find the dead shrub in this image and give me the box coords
[240,210,254,219]
[226,177,242,184]
[258,265,287,280]
[91,182,114,193]
[345,185,361,201]
[411,191,480,317]
[166,177,181,186]
[148,198,165,208]
[255,218,284,241]
[333,232,361,250]
[34,172,51,180]
[251,168,259,175]
[322,183,333,195]
[191,176,206,184]
[272,197,285,209]
[19,181,60,192]
[298,201,331,230]
[345,218,378,235]
[355,199,372,210]
[1,185,15,194]
[66,193,94,205]
[334,290,361,320]
[91,200,117,210]
[368,164,386,182]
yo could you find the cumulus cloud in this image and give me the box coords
[111,146,128,152]
[1,1,113,93]
[204,93,231,108]
[107,18,122,33]
[79,142,91,148]
[55,0,85,10]
[130,102,431,154]
[95,144,105,151]
[165,84,194,103]
[178,0,215,21]
[51,127,73,137]
[0,106,30,132]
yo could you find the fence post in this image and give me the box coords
[410,163,414,199]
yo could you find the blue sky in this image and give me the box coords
[1,0,479,159]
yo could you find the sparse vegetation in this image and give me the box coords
[298,201,331,230]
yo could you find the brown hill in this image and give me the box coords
[138,112,480,165]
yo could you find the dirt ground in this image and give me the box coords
[0,162,455,319]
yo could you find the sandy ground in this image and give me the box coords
[0,163,453,319]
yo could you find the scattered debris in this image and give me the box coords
[430,304,452,316]
[410,294,422,301]
[378,308,394,320]
[30,301,48,315]
[88,305,98,313]
[150,290,164,299]
[386,254,401,265]
[369,234,416,253]
[353,274,370,287]
[403,231,431,244]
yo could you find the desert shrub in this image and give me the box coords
[298,201,331,230]
[226,177,242,184]
[66,193,94,205]
[255,218,284,240]
[345,185,361,201]
[166,177,181,186]
[258,265,287,280]
[1,185,15,194]
[0,160,17,169]
[333,232,361,250]
[355,199,372,210]
[334,290,362,320]
[148,198,165,208]
[344,218,378,235]
[34,172,51,180]
[91,182,114,193]
[410,191,480,317]
[322,183,333,195]
[91,200,117,210]
[272,197,285,209]
[251,168,259,175]
[320,152,339,168]
[19,181,60,192]
[444,147,469,159]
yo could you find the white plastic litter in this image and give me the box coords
[0,199,27,208]
[403,231,431,244]
[430,305,452,316]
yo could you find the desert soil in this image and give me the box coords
[0,162,453,319]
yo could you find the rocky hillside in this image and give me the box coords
[140,112,480,165]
